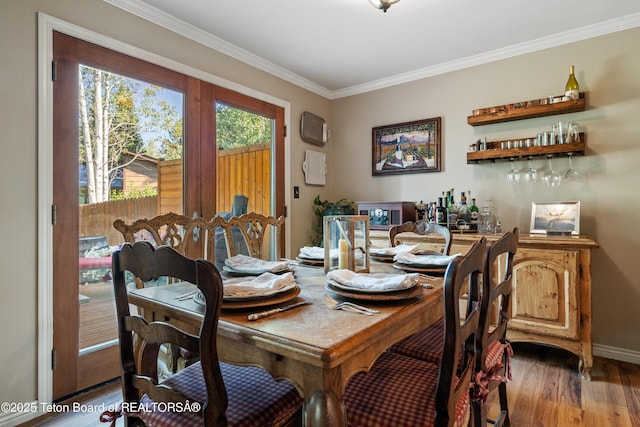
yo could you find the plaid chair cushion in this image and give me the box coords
[389,321,512,371]
[137,361,302,427]
[344,352,469,427]
[387,317,444,364]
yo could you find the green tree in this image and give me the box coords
[138,85,183,160]
[216,103,271,149]
[79,65,182,203]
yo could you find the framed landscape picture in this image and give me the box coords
[372,117,441,176]
[530,201,581,235]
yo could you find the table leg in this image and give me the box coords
[304,390,346,427]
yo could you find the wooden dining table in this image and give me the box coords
[127,262,444,427]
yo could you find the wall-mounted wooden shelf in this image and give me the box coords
[467,93,586,126]
[466,135,585,164]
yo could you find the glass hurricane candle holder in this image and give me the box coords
[323,215,370,273]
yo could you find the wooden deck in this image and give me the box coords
[79,282,118,349]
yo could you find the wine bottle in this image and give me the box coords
[565,65,579,101]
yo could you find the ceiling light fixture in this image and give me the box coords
[368,0,400,13]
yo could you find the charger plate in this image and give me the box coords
[222,266,292,277]
[392,262,447,274]
[222,280,297,301]
[327,278,416,294]
[369,254,395,263]
[194,286,301,310]
[296,256,324,266]
[325,282,422,302]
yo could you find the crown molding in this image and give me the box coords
[104,1,640,100]
[103,0,333,99]
[333,12,640,99]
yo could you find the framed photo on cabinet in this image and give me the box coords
[371,117,441,176]
[530,201,580,235]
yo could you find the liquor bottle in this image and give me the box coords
[447,192,458,229]
[436,197,447,226]
[458,192,469,224]
[565,65,579,101]
[469,198,479,231]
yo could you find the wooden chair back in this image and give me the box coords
[415,220,453,255]
[113,212,205,258]
[388,221,416,246]
[389,220,452,255]
[435,237,486,426]
[220,212,285,260]
[113,213,233,285]
[473,228,519,426]
[112,241,227,426]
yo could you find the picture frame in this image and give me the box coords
[530,201,581,235]
[372,117,441,176]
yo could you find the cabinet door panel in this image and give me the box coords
[510,248,579,339]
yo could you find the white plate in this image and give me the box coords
[327,278,416,294]
[222,280,297,301]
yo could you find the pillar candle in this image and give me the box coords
[338,238,349,269]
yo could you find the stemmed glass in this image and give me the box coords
[543,156,563,187]
[523,157,538,184]
[564,153,584,182]
[506,158,521,184]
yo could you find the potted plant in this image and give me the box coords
[311,196,355,246]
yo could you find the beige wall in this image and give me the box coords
[330,28,640,356]
[1,0,638,411]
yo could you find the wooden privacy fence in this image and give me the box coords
[216,143,271,214]
[80,196,158,246]
[80,144,271,247]
[158,143,272,215]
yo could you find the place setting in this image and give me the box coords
[392,252,461,274]
[183,254,303,311]
[222,253,292,276]
[324,268,424,303]
[189,269,302,311]
[369,243,419,262]
[295,246,325,266]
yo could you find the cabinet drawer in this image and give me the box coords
[510,248,579,339]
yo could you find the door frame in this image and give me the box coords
[37,12,290,409]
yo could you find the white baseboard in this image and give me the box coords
[594,343,640,365]
[0,401,41,427]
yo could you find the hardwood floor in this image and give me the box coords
[20,343,640,426]
[484,343,640,426]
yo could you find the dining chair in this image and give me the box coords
[472,228,519,427]
[220,212,285,260]
[386,230,518,426]
[107,241,303,427]
[343,238,486,427]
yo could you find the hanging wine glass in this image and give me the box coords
[564,152,584,182]
[524,157,538,184]
[506,158,521,184]
[543,156,563,187]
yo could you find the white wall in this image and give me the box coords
[330,28,640,355]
